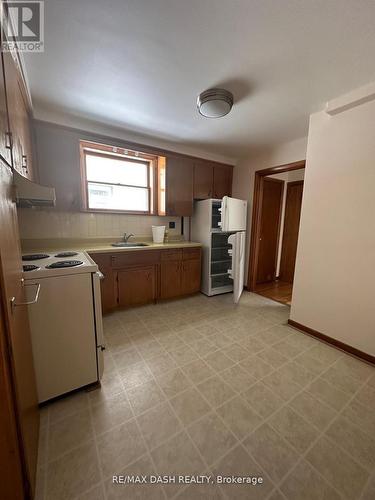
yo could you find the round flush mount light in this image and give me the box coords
[197,88,233,118]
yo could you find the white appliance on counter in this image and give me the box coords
[192,196,247,303]
[21,250,104,403]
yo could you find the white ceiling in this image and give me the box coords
[24,0,375,160]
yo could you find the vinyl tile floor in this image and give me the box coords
[35,292,375,500]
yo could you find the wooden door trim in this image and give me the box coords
[248,160,306,291]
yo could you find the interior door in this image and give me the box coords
[279,181,304,283]
[0,161,39,497]
[256,177,284,283]
[0,298,25,500]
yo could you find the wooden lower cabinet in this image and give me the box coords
[90,247,201,312]
[181,258,201,295]
[160,260,182,299]
[117,266,157,307]
[160,248,201,300]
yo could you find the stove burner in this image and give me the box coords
[46,260,83,269]
[54,251,79,258]
[23,264,39,272]
[23,253,50,261]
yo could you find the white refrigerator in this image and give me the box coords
[192,196,247,303]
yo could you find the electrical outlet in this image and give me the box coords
[169,221,175,229]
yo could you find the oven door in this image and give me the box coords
[93,271,105,379]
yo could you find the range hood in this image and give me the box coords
[13,170,56,207]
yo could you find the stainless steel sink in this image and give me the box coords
[111,242,149,248]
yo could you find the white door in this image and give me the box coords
[221,196,247,232]
[228,231,246,303]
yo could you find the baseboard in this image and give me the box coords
[288,319,375,366]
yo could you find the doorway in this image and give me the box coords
[248,160,305,305]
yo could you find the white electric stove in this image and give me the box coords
[22,250,104,403]
[22,250,97,278]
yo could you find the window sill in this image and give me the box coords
[81,208,155,216]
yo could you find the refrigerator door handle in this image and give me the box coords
[221,196,229,232]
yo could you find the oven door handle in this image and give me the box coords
[11,282,41,312]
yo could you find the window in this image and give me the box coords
[80,141,158,214]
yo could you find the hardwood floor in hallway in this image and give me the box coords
[255,280,293,305]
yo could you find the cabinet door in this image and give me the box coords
[117,266,156,307]
[2,51,33,179]
[88,253,116,313]
[213,165,233,199]
[0,53,12,166]
[0,162,39,497]
[193,161,213,199]
[181,259,201,295]
[166,156,193,216]
[160,260,182,299]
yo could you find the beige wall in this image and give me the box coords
[18,120,183,241]
[18,209,181,240]
[291,99,375,356]
[232,137,307,278]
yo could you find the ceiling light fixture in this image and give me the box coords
[197,88,233,118]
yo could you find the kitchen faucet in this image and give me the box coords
[123,232,134,242]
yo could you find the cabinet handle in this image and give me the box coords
[5,131,12,149]
[22,154,28,170]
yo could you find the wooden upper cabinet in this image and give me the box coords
[193,161,213,199]
[2,51,33,180]
[0,54,12,167]
[193,161,233,200]
[165,156,193,216]
[213,164,233,199]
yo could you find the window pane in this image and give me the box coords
[160,191,166,215]
[86,154,148,187]
[88,183,149,211]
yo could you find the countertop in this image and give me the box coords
[21,238,202,254]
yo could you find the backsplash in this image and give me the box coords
[18,209,182,240]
